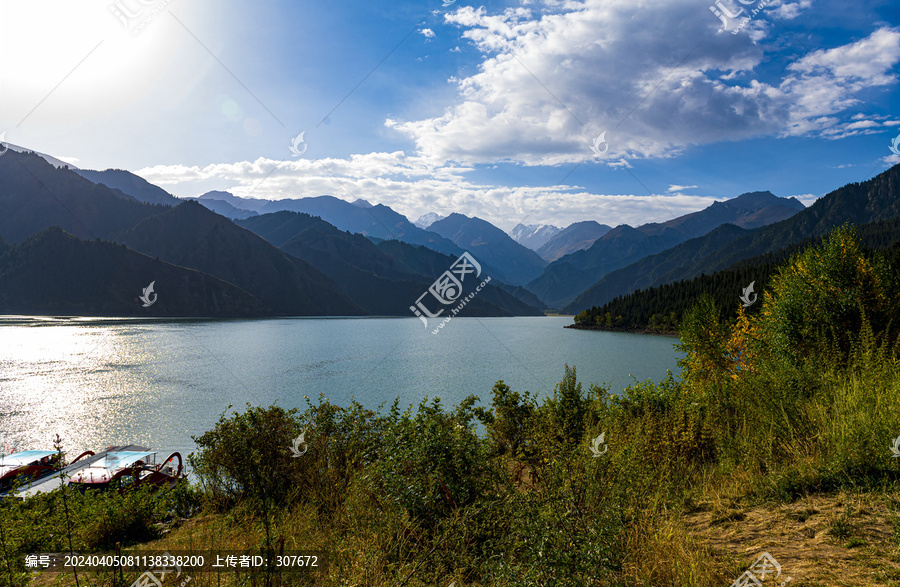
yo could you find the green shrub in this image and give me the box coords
[551,365,588,448]
[479,380,537,458]
[190,403,305,510]
[81,486,160,550]
[757,225,900,367]
[373,397,494,526]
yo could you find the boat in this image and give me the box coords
[67,450,184,491]
[0,450,94,490]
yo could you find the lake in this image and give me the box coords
[0,316,681,457]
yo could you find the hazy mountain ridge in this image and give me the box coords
[563,165,900,314]
[428,213,548,286]
[0,151,168,243]
[0,151,540,318]
[74,168,181,206]
[237,211,543,317]
[199,193,548,287]
[224,193,463,256]
[527,190,806,307]
[195,197,261,220]
[535,221,612,262]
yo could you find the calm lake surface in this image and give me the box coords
[0,316,681,458]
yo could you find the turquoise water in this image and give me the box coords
[0,316,681,457]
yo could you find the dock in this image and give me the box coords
[1,444,150,498]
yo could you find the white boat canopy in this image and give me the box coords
[0,451,56,467]
[97,451,156,470]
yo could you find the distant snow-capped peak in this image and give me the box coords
[414,212,446,229]
[509,223,562,250]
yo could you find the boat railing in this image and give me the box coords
[69,450,95,465]
[158,452,183,478]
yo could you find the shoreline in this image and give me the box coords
[565,323,679,337]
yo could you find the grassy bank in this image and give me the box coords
[4,225,900,586]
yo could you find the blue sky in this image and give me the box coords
[1,0,898,231]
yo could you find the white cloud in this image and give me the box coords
[667,184,698,192]
[791,193,820,207]
[770,0,814,20]
[137,153,719,231]
[385,0,898,165]
[420,28,436,38]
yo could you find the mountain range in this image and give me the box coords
[562,165,900,314]
[235,211,542,317]
[572,216,900,333]
[6,144,894,323]
[0,150,541,318]
[527,191,806,308]
[196,192,463,257]
[427,213,548,285]
[535,221,612,262]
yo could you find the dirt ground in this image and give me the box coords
[683,493,900,586]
